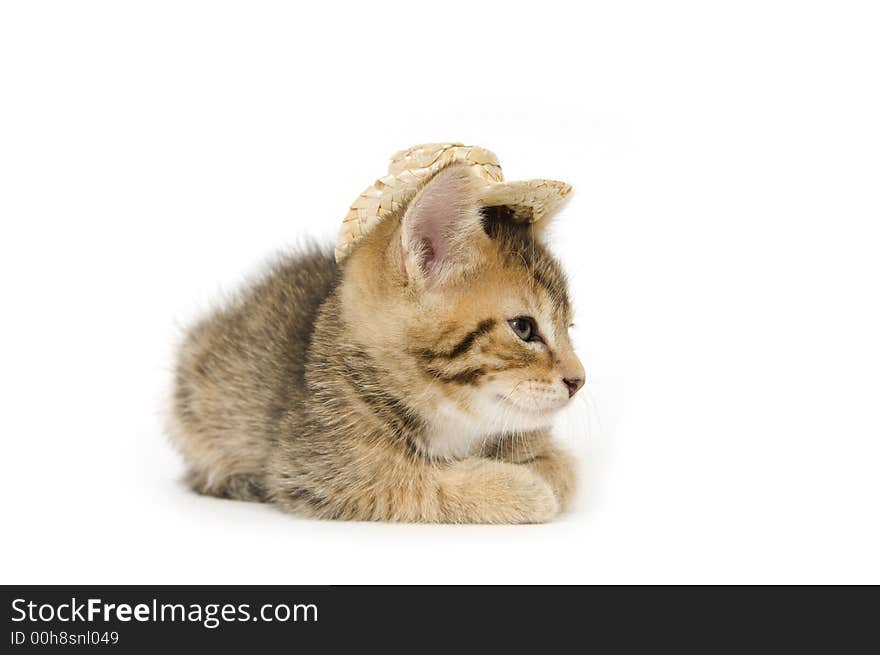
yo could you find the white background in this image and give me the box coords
[2,1,878,584]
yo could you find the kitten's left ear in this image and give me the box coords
[399,164,487,285]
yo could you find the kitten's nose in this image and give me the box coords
[562,377,584,398]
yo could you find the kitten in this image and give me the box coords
[170,164,585,523]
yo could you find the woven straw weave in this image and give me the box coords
[334,143,572,262]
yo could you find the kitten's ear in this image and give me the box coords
[399,164,486,284]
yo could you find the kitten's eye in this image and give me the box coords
[508,317,541,343]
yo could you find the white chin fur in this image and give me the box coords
[422,390,559,460]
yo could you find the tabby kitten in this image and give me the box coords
[171,164,585,523]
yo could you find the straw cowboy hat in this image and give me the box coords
[334,142,573,262]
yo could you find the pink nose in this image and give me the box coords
[562,377,584,398]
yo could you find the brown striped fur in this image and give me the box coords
[170,165,584,523]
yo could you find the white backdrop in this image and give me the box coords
[1,1,878,584]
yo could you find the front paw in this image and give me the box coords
[444,460,559,524]
[481,435,578,512]
[505,465,560,523]
[526,449,578,511]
